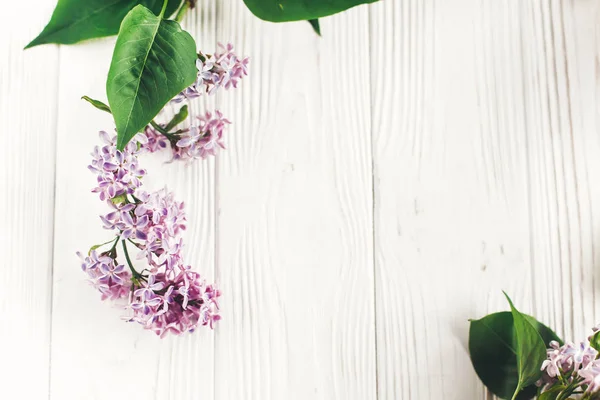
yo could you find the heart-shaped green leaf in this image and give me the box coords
[504,293,548,399]
[25,0,183,49]
[469,311,561,400]
[106,4,197,149]
[243,0,378,22]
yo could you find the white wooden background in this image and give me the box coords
[2,0,600,399]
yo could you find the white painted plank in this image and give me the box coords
[371,0,542,398]
[522,0,600,345]
[372,0,600,399]
[213,2,376,399]
[49,2,217,399]
[0,1,59,397]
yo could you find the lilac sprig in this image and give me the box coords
[77,43,248,337]
[144,108,231,163]
[78,131,220,337]
[538,329,600,399]
[146,43,248,162]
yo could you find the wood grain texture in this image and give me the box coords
[0,1,59,397]
[371,0,600,399]
[49,2,218,399]
[3,0,599,399]
[523,0,600,346]
[213,1,376,399]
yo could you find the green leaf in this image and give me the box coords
[82,96,111,113]
[164,104,188,131]
[504,293,547,399]
[106,4,197,150]
[26,0,184,48]
[469,311,561,400]
[537,386,566,400]
[308,19,321,36]
[243,0,378,22]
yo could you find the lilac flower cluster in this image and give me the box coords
[144,110,230,162]
[78,43,247,337]
[79,132,221,337]
[77,249,131,301]
[143,44,247,162]
[173,42,249,101]
[173,111,230,161]
[539,329,600,399]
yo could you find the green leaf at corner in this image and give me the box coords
[82,96,111,113]
[106,5,197,150]
[243,0,378,22]
[26,0,184,49]
[308,19,321,36]
[504,293,547,399]
[469,311,560,400]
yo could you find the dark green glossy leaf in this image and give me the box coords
[504,293,547,399]
[243,0,378,22]
[164,104,188,131]
[308,19,321,36]
[469,311,561,399]
[106,5,197,149]
[26,0,183,48]
[81,96,111,113]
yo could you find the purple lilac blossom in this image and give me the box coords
[77,42,246,336]
[142,111,231,163]
[77,250,131,301]
[171,42,249,102]
[77,130,221,337]
[88,131,146,201]
[539,333,600,397]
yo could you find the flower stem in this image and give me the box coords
[150,120,168,134]
[121,240,144,280]
[110,236,120,250]
[127,238,143,249]
[150,120,180,140]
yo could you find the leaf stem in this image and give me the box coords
[159,0,169,18]
[174,1,190,22]
[510,385,520,400]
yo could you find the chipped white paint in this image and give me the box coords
[1,0,599,399]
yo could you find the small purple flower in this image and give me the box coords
[77,250,112,272]
[133,274,165,300]
[131,294,162,315]
[98,262,127,285]
[118,212,149,241]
